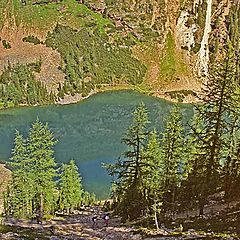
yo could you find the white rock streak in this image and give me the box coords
[176,10,197,55]
[197,0,212,76]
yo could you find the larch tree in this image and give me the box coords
[141,129,163,229]
[59,160,84,213]
[27,119,58,219]
[106,103,150,221]
[5,131,33,217]
[159,105,185,215]
[220,2,240,201]
[188,36,240,215]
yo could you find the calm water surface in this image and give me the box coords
[0,90,193,198]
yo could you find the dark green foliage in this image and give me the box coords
[106,85,239,223]
[105,103,150,220]
[180,39,240,214]
[27,119,58,217]
[22,35,41,45]
[0,62,56,107]
[2,40,11,49]
[45,24,146,96]
[4,119,96,219]
[159,106,186,214]
[27,58,42,73]
[106,104,187,221]
[165,90,197,102]
[57,83,65,99]
[192,43,201,54]
[4,132,33,217]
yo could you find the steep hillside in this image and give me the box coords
[0,0,238,106]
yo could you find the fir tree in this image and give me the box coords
[159,105,185,215]
[27,119,58,219]
[59,160,84,213]
[106,103,150,220]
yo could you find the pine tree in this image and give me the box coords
[187,39,240,215]
[106,103,150,220]
[59,160,84,213]
[159,105,185,215]
[27,119,58,219]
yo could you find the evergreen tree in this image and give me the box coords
[186,39,240,215]
[27,119,57,218]
[221,3,240,201]
[5,131,33,217]
[159,106,185,215]
[222,115,240,201]
[141,129,163,228]
[106,103,150,220]
[59,160,84,213]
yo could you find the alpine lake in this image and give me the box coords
[0,90,193,199]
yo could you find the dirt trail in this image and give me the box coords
[1,207,142,240]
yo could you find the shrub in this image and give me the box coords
[2,40,11,49]
[22,35,41,45]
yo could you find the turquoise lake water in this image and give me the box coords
[0,90,193,198]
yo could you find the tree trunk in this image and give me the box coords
[154,210,159,230]
[199,203,204,216]
[38,192,43,223]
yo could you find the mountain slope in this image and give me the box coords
[0,0,238,105]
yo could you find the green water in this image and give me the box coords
[0,90,193,198]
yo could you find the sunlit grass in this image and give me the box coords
[2,0,111,32]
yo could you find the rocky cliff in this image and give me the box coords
[0,0,239,104]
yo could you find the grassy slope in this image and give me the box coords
[0,0,196,103]
[133,31,192,93]
[0,0,111,35]
[11,0,111,31]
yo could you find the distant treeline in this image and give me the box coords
[46,24,146,98]
[0,61,56,108]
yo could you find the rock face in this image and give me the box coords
[0,0,238,103]
[197,0,212,76]
[80,0,238,102]
[83,0,235,75]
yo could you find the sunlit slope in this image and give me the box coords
[0,0,111,32]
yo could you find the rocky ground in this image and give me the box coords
[1,207,142,240]
[1,205,239,240]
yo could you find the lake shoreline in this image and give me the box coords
[0,87,196,112]
[56,86,198,106]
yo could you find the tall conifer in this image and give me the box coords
[59,160,84,213]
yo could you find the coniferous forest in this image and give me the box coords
[0,0,240,239]
[4,119,95,220]
[103,33,240,228]
[1,30,240,240]
[0,61,56,108]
